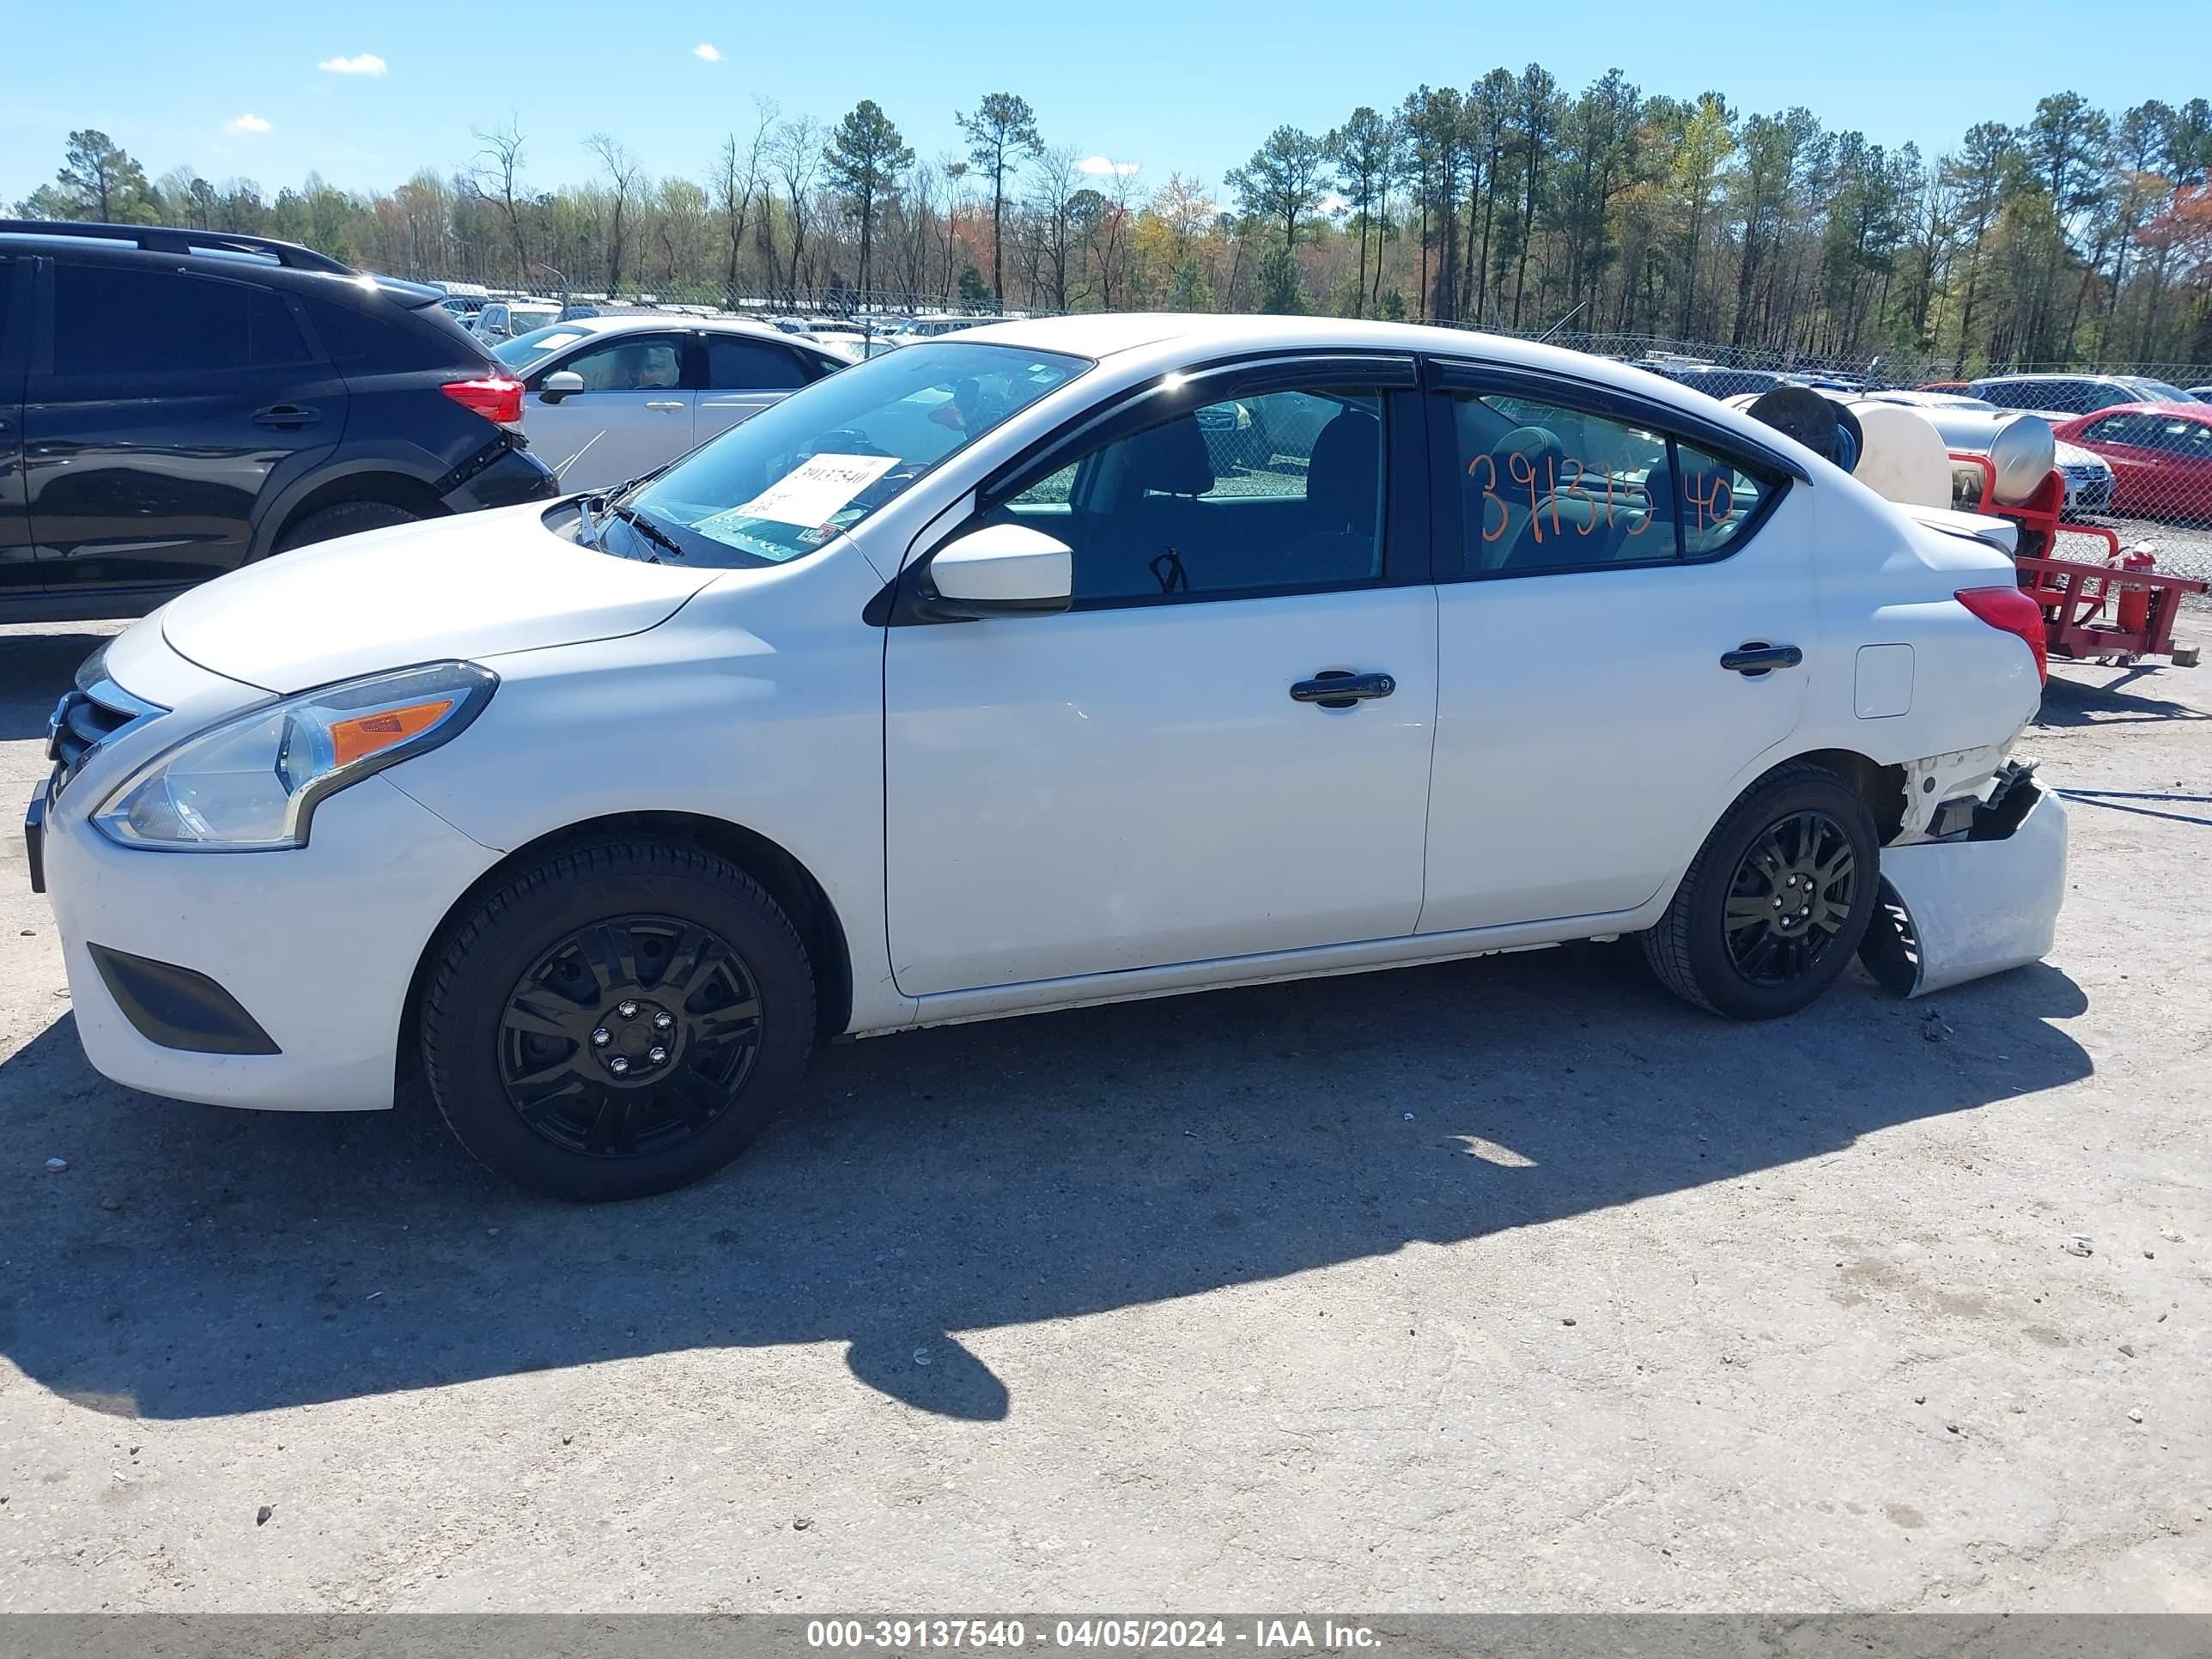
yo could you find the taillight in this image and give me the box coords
[441,374,526,431]
[1956,585,2048,684]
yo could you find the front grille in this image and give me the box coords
[49,676,163,797]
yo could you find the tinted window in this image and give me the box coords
[52,264,314,377]
[2147,416,2212,457]
[1448,391,1774,575]
[997,386,1387,604]
[300,291,464,371]
[707,336,809,392]
[2084,414,2156,445]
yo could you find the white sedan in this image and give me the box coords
[490,315,847,492]
[29,315,2063,1200]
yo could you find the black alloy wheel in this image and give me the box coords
[497,915,763,1159]
[1720,810,1857,987]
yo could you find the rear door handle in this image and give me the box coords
[252,404,320,430]
[644,400,686,410]
[1291,670,1396,708]
[1720,644,1803,674]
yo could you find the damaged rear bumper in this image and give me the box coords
[1860,772,2068,998]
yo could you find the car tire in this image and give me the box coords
[275,500,422,552]
[1640,762,1881,1021]
[420,837,817,1201]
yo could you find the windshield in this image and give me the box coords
[493,325,594,374]
[610,341,1091,568]
[2123,377,2190,404]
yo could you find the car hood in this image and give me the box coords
[159,505,719,694]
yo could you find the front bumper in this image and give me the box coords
[1860,779,2068,998]
[40,765,501,1112]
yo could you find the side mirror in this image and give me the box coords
[918,522,1073,620]
[539,370,585,405]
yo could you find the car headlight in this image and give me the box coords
[93,661,496,852]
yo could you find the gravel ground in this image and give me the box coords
[0,618,2206,1613]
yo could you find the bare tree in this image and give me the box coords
[715,99,777,297]
[584,132,644,293]
[770,115,824,295]
[470,118,530,282]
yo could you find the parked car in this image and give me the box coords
[29,316,2058,1200]
[0,220,556,623]
[1969,373,2196,419]
[474,298,563,343]
[2051,402,2212,520]
[489,315,846,491]
[1860,391,2115,514]
[1638,362,1789,401]
[2187,386,2212,402]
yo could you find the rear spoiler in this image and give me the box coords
[1902,504,2019,555]
[369,273,450,309]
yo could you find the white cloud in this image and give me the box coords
[318,52,387,76]
[1076,155,1139,177]
[1318,192,1349,216]
[225,113,272,134]
[693,42,723,62]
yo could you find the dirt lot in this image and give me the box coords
[0,616,2205,1613]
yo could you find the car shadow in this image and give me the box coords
[0,945,2092,1424]
[0,631,112,741]
[2036,670,2209,727]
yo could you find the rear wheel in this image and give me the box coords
[420,839,816,1200]
[1641,763,1880,1020]
[276,500,422,551]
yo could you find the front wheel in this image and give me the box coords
[1641,763,1880,1020]
[420,839,817,1200]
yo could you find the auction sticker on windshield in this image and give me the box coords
[729,454,901,526]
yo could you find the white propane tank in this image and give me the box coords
[1847,402,1954,508]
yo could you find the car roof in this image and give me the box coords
[2081,400,2211,419]
[531,313,801,342]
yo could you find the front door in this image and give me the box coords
[526,331,695,491]
[1419,374,1814,933]
[26,258,343,596]
[884,362,1438,997]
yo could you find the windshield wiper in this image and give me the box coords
[605,501,687,562]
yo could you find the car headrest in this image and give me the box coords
[1128,415,1215,496]
[1307,410,1381,528]
[1486,424,1566,483]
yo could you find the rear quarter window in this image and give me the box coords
[298,289,481,373]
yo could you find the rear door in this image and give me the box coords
[0,255,32,603]
[695,332,823,446]
[1419,363,1813,933]
[25,258,343,596]
[522,330,693,491]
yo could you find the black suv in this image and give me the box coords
[0,222,558,623]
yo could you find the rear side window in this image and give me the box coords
[298,290,470,372]
[2148,416,2212,457]
[1446,390,1778,577]
[706,336,809,392]
[52,264,315,377]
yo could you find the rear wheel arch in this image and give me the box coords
[1786,748,1909,844]
[399,811,855,1097]
[265,471,449,556]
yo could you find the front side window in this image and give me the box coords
[561,334,684,392]
[614,340,1089,568]
[494,325,592,374]
[52,264,313,376]
[2149,416,2212,457]
[991,385,1387,605]
[2084,414,2154,446]
[1447,390,1776,576]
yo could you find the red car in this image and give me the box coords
[2051,402,2212,520]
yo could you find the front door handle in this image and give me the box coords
[1720,644,1803,675]
[1291,670,1396,708]
[644,400,686,410]
[252,404,320,430]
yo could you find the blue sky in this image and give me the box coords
[7,0,2209,209]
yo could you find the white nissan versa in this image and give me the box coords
[30,316,2065,1200]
